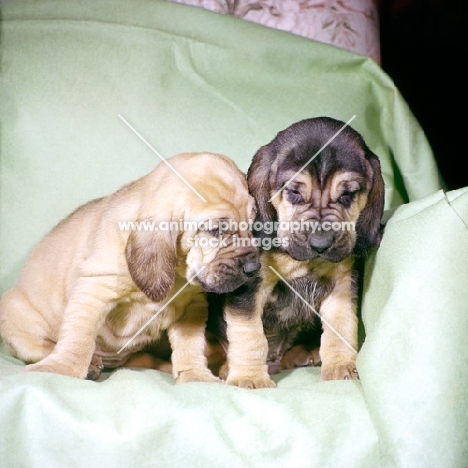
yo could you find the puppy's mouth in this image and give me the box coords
[290,249,346,263]
[285,237,352,263]
[196,274,254,294]
[194,261,261,294]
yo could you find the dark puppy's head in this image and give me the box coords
[247,117,385,262]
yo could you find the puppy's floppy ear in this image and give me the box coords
[354,150,385,257]
[247,145,277,235]
[125,219,177,302]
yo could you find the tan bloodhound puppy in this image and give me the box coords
[0,152,263,384]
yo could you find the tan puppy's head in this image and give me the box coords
[125,152,260,302]
[247,117,385,262]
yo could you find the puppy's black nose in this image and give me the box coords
[242,262,261,277]
[309,231,335,253]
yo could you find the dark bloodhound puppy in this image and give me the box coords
[208,117,385,385]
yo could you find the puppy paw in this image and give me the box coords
[321,360,359,381]
[86,355,104,381]
[226,372,276,389]
[22,359,87,379]
[123,352,173,374]
[280,345,321,371]
[175,368,222,384]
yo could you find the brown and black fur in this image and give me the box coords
[208,117,385,382]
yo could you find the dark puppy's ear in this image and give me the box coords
[125,221,177,302]
[354,150,385,257]
[247,145,277,236]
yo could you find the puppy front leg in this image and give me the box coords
[23,276,121,379]
[319,272,359,381]
[223,281,276,389]
[168,295,221,384]
[224,308,275,389]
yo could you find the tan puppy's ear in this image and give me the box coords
[125,221,177,302]
[247,145,278,232]
[354,150,385,256]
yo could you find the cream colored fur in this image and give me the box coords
[0,152,258,383]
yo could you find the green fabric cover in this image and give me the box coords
[1,1,463,467]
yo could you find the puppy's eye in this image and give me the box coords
[286,188,302,204]
[338,191,356,207]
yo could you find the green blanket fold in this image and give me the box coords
[360,187,468,468]
[1,1,463,467]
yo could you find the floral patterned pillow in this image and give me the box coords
[169,0,381,63]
